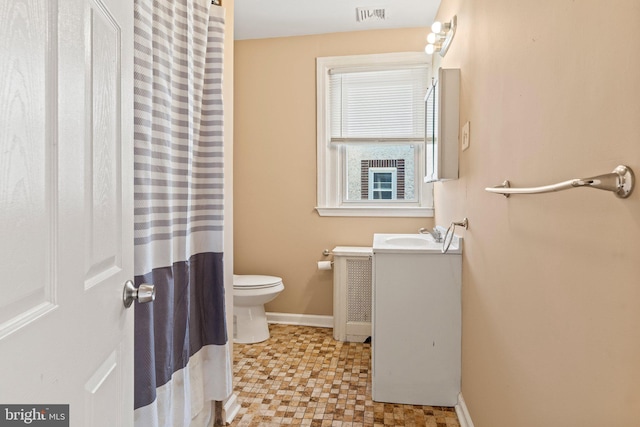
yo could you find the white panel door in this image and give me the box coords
[0,0,134,425]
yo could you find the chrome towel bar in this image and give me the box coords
[485,165,634,199]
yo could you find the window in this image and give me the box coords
[362,161,404,200]
[316,52,433,217]
[369,167,397,200]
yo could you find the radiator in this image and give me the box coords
[332,246,372,342]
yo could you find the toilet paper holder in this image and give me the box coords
[318,249,334,270]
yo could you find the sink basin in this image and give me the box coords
[373,233,461,254]
[384,235,439,248]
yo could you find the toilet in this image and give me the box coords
[233,275,284,344]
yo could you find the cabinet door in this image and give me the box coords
[372,253,461,406]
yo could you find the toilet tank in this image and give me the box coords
[332,246,372,342]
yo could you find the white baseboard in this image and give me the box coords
[455,393,475,427]
[266,312,333,328]
[222,393,240,424]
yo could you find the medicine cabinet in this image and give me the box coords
[424,68,460,182]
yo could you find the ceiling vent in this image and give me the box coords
[356,7,386,22]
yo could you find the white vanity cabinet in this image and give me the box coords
[371,234,462,406]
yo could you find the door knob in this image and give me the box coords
[123,280,156,308]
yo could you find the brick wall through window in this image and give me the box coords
[360,159,405,200]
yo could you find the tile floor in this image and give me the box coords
[230,324,460,427]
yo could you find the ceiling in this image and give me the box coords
[234,0,441,40]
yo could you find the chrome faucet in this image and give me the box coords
[419,227,443,242]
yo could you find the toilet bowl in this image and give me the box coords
[233,275,284,344]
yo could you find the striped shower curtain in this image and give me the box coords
[132,1,232,426]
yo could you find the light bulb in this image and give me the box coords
[425,44,436,55]
[427,32,438,44]
[431,21,443,33]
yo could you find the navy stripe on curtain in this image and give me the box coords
[134,252,227,409]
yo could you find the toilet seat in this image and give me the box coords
[233,274,282,290]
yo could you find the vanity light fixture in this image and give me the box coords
[424,43,442,55]
[425,15,457,57]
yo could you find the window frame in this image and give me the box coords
[315,52,434,218]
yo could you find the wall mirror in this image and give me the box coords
[424,67,460,183]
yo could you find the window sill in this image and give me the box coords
[315,206,434,218]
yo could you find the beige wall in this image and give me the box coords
[434,0,640,426]
[234,29,433,316]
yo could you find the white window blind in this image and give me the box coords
[329,67,428,142]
